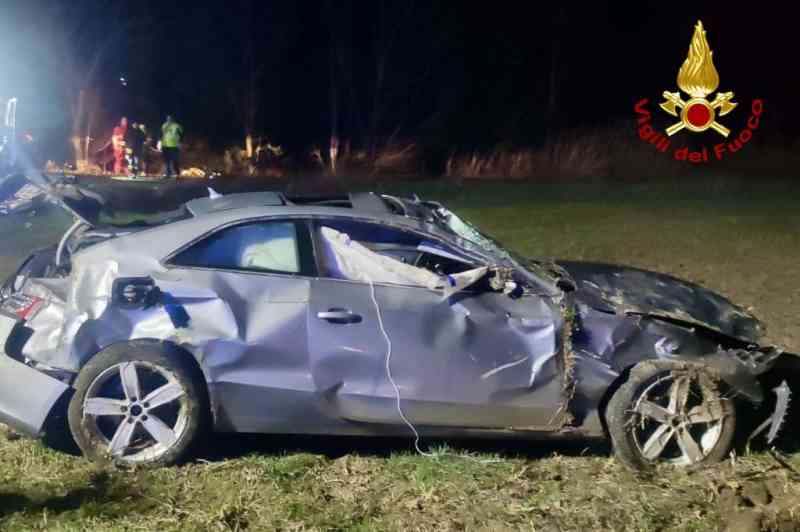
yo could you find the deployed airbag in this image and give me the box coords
[321,226,442,289]
[320,226,489,297]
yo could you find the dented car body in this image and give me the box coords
[0,180,793,468]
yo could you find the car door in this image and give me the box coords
[165,217,322,433]
[306,218,567,432]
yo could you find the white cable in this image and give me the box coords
[367,275,502,464]
[368,277,434,457]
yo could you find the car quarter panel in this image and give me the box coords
[161,268,318,433]
[17,207,325,371]
[570,300,745,435]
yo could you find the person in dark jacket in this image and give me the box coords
[128,123,147,176]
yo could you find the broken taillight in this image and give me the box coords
[3,294,45,321]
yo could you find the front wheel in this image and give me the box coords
[606,360,736,471]
[68,343,207,467]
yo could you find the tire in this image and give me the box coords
[68,342,208,467]
[606,360,736,471]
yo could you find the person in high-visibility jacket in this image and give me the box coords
[161,115,184,177]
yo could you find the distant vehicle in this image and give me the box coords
[0,98,47,215]
[0,182,793,469]
[0,174,47,215]
[1,98,18,177]
[0,136,11,176]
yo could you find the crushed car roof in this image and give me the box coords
[22,172,422,227]
[186,191,412,219]
[185,191,285,216]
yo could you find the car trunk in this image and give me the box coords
[0,173,165,315]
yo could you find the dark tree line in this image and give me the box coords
[2,0,798,168]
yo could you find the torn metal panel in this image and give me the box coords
[667,349,781,403]
[569,297,784,434]
[572,303,720,373]
[559,261,763,343]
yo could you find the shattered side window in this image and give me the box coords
[315,219,422,265]
[317,219,420,247]
[171,221,301,274]
[314,219,476,279]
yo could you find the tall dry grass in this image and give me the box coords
[320,142,421,177]
[53,123,798,182]
[444,126,672,181]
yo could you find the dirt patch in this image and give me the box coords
[716,470,800,532]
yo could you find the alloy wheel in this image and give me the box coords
[82,361,189,463]
[631,371,729,466]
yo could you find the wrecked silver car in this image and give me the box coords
[0,183,794,469]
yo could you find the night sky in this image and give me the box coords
[1,0,797,162]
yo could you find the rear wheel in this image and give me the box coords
[68,343,207,467]
[606,360,736,471]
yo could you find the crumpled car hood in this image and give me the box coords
[557,261,763,343]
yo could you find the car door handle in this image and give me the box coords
[317,308,362,324]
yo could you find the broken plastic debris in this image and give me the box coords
[747,380,791,445]
[442,267,489,298]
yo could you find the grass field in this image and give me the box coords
[1,180,799,531]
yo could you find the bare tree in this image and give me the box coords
[232,0,259,160]
[325,0,434,169]
[229,1,293,167]
[365,0,416,159]
[325,0,361,170]
[546,7,568,139]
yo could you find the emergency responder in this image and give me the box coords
[112,117,128,175]
[161,115,183,177]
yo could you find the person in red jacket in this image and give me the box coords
[112,117,128,175]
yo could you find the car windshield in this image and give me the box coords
[432,206,570,289]
[433,207,514,261]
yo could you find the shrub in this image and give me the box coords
[445,128,622,181]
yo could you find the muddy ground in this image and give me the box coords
[0,180,798,530]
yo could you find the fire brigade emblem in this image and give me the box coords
[660,21,737,137]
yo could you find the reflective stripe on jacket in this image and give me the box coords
[161,121,183,148]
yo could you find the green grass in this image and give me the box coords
[1,181,800,530]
